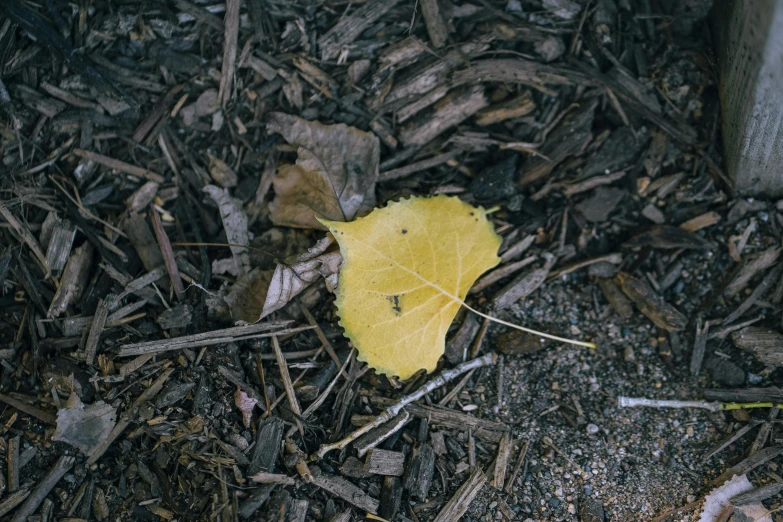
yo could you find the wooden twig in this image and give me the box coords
[0,489,30,518]
[618,396,720,411]
[150,208,186,301]
[0,392,56,425]
[272,336,304,436]
[10,455,74,522]
[117,323,310,357]
[505,439,530,494]
[7,436,19,493]
[72,149,164,183]
[299,303,344,372]
[84,297,110,366]
[314,353,497,459]
[378,150,461,182]
[704,421,760,460]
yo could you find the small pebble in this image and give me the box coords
[587,424,599,435]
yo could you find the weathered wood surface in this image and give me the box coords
[714,0,783,196]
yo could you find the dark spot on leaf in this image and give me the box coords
[386,295,402,314]
[401,229,407,234]
[470,212,474,216]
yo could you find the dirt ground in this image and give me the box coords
[3,0,783,521]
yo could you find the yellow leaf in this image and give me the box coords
[321,196,502,379]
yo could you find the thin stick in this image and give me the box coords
[618,396,720,411]
[72,149,164,183]
[272,336,304,436]
[299,302,345,373]
[505,439,529,494]
[314,352,497,459]
[0,393,56,425]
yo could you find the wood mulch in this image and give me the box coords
[0,1,782,521]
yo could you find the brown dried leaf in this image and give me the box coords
[223,268,274,323]
[53,394,116,456]
[267,112,379,230]
[234,387,259,428]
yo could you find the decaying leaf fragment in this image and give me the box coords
[321,196,501,379]
[204,184,250,275]
[53,393,116,456]
[261,236,341,318]
[698,474,771,522]
[218,237,341,323]
[267,112,380,230]
[234,387,259,428]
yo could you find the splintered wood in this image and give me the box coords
[433,469,487,522]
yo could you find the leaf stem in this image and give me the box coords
[461,304,597,349]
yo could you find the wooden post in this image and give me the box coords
[713,0,783,196]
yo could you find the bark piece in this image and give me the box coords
[44,219,76,276]
[379,476,403,520]
[475,92,536,126]
[597,278,634,319]
[421,0,449,48]
[318,0,403,60]
[311,472,380,514]
[713,446,783,486]
[249,417,284,475]
[432,468,486,522]
[616,271,687,331]
[7,436,19,493]
[726,246,782,297]
[623,225,713,250]
[404,443,435,500]
[364,449,405,476]
[399,86,488,147]
[47,242,93,318]
[493,432,512,490]
[518,99,597,186]
[124,212,163,272]
[731,483,783,506]
[732,327,783,366]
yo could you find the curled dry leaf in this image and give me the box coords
[699,474,771,522]
[204,185,250,275]
[321,195,501,379]
[53,393,116,456]
[234,387,259,428]
[267,112,380,230]
[261,235,342,319]
[218,237,341,323]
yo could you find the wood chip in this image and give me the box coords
[616,271,687,331]
[364,449,405,476]
[432,468,487,522]
[311,472,380,514]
